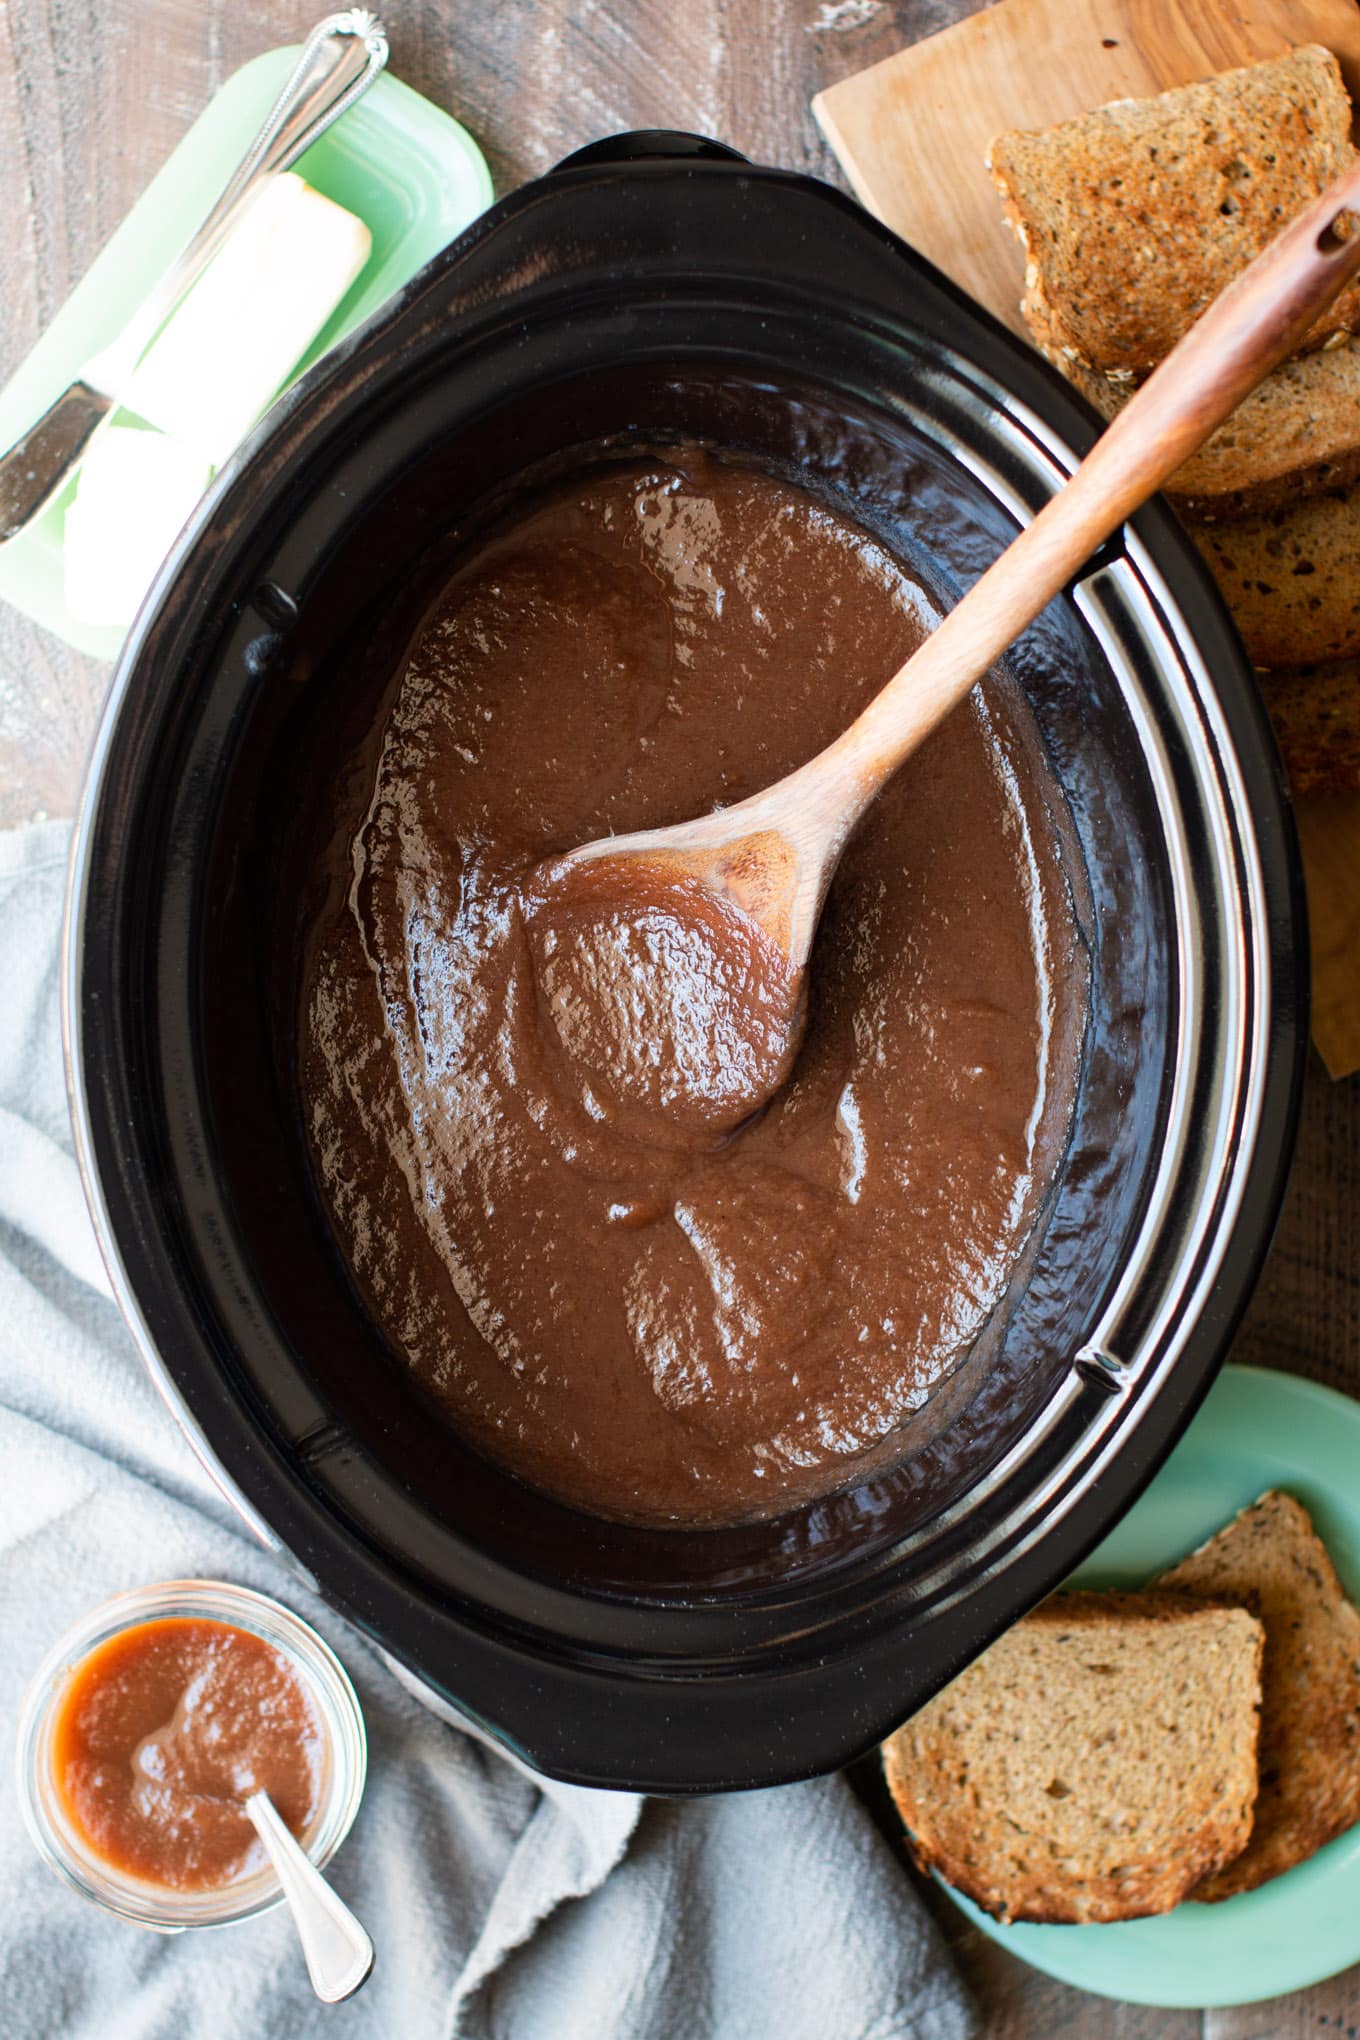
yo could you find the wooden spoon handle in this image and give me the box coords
[818,159,1360,818]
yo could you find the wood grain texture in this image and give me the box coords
[1209,1959,1360,2040]
[813,0,1360,340]
[1,1,1358,2032]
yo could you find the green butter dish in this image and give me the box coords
[945,1364,1360,2009]
[0,47,492,659]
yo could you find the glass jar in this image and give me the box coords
[16,1579,367,1931]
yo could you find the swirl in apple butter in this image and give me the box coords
[300,452,1083,1526]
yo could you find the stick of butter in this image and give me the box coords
[122,173,372,468]
[64,425,214,628]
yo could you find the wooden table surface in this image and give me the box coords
[2,0,1356,2031]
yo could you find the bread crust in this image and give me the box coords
[1054,345,1360,523]
[1158,1490,1360,1899]
[881,1592,1263,1924]
[1258,662,1360,793]
[989,46,1360,375]
[1192,483,1360,667]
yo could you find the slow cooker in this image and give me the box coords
[64,134,1306,1791]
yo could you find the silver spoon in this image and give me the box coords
[245,1789,374,2003]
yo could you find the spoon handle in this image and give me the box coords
[245,1790,374,2004]
[817,157,1360,822]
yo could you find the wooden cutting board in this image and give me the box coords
[813,0,1360,1078]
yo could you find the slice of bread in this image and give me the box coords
[1259,661,1360,793]
[1059,344,1360,522]
[989,46,1360,376]
[881,1591,1263,1923]
[1193,480,1360,667]
[1158,1490,1360,1900]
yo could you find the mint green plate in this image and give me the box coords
[0,49,492,660]
[944,1364,1360,2008]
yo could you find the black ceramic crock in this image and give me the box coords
[64,134,1307,1791]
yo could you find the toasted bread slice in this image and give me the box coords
[1158,1490,1360,1899]
[1059,344,1360,522]
[1259,661,1360,794]
[881,1592,1263,1924]
[1192,479,1360,667]
[989,46,1360,376]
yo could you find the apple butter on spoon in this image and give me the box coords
[526,849,805,1144]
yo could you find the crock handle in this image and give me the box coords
[550,131,749,175]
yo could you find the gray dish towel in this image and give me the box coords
[0,817,974,2040]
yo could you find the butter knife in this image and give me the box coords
[0,9,388,544]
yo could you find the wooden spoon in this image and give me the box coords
[555,163,1360,994]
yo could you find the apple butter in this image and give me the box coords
[52,1618,324,1891]
[300,450,1084,1527]
[527,849,808,1142]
